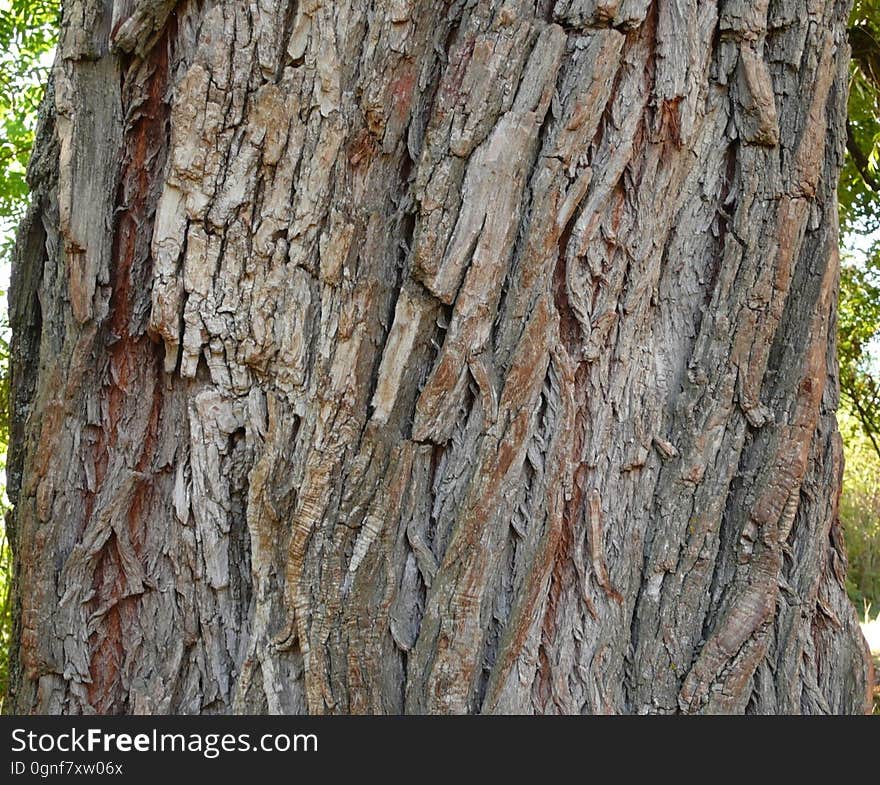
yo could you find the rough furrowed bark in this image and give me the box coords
[6,0,872,714]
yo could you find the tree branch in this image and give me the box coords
[847,120,880,193]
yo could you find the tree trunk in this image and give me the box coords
[6,0,873,715]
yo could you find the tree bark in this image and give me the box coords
[6,0,873,714]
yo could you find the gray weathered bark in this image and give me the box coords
[6,0,874,714]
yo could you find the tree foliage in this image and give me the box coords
[835,0,880,628]
[0,1,58,247]
[841,0,880,233]
[839,413,880,612]
[840,0,880,459]
[839,259,880,454]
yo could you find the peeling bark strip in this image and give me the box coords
[6,0,872,714]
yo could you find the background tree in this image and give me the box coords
[3,0,876,714]
[836,4,880,709]
[839,0,880,460]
